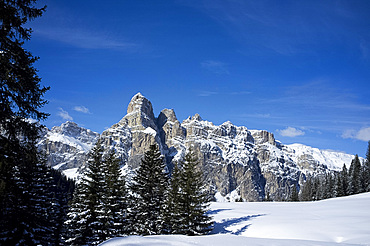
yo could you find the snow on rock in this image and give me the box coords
[38,94,363,202]
[37,121,99,176]
[285,143,360,171]
[143,127,157,136]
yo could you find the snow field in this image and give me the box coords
[100,192,370,246]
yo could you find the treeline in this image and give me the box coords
[64,143,213,245]
[295,143,370,202]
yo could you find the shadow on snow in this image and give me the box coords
[210,214,265,235]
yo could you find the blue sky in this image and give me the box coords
[27,0,370,157]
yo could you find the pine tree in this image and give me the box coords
[349,155,362,195]
[129,144,169,235]
[341,164,349,196]
[49,168,75,245]
[102,150,127,239]
[163,162,183,234]
[175,148,213,235]
[1,1,51,244]
[289,184,299,201]
[364,141,370,192]
[299,176,313,201]
[65,142,106,245]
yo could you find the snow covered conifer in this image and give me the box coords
[349,155,362,195]
[163,162,183,234]
[129,144,169,235]
[176,148,213,235]
[363,141,370,192]
[65,141,106,245]
[102,150,127,238]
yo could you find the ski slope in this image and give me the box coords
[100,193,370,246]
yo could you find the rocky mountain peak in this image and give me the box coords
[192,113,202,121]
[157,108,178,128]
[122,92,156,130]
[52,121,94,138]
[126,92,155,119]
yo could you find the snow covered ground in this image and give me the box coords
[100,192,370,246]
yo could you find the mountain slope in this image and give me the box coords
[38,93,361,201]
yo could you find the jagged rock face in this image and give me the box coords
[39,93,360,201]
[117,93,161,166]
[38,121,99,171]
[100,122,132,165]
[123,92,156,131]
[250,130,276,146]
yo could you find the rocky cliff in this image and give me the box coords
[38,93,359,201]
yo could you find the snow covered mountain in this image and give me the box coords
[38,93,361,201]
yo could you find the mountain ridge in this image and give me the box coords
[38,93,362,201]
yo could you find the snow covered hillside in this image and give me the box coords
[100,192,370,246]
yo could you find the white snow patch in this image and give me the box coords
[47,132,92,152]
[286,143,359,170]
[62,168,79,180]
[143,127,157,136]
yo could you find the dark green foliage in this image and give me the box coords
[299,150,370,202]
[163,162,183,234]
[49,168,75,245]
[102,150,127,238]
[168,148,213,235]
[65,142,127,245]
[129,144,169,235]
[289,184,299,202]
[0,1,52,244]
[299,176,313,201]
[364,141,370,192]
[348,155,362,195]
[65,142,107,245]
[341,164,349,196]
[0,139,57,245]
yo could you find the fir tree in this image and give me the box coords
[299,176,313,201]
[102,150,127,239]
[334,172,343,197]
[363,141,370,192]
[289,184,299,202]
[175,148,213,235]
[129,144,169,235]
[341,164,349,196]
[163,162,183,234]
[65,142,106,245]
[349,155,362,195]
[49,168,75,245]
[0,1,50,244]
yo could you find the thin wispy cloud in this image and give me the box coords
[342,127,370,142]
[263,80,370,112]
[277,127,305,137]
[197,90,251,97]
[34,27,138,51]
[198,91,219,97]
[238,113,272,119]
[73,106,91,114]
[57,108,73,121]
[194,0,368,56]
[201,60,229,74]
